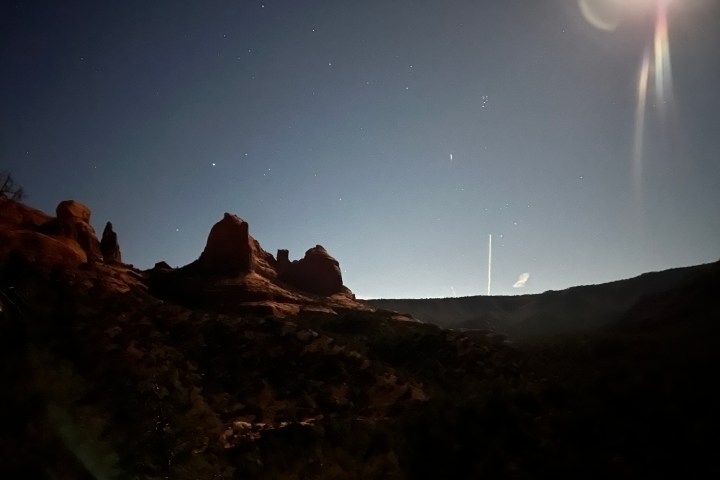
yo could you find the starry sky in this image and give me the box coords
[2,0,719,299]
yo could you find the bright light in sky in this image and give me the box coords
[578,0,679,216]
[632,0,675,204]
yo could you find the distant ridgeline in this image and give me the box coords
[367,261,720,339]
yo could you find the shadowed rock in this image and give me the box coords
[192,213,277,278]
[279,245,345,296]
[196,213,253,273]
[148,213,358,314]
[100,221,121,264]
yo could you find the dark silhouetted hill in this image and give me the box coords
[366,261,720,339]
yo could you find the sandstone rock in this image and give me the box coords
[56,200,92,224]
[196,213,253,273]
[277,249,290,273]
[0,196,52,228]
[148,212,362,314]
[280,245,344,296]
[43,200,102,262]
[193,213,276,277]
[0,229,88,270]
[0,198,99,268]
[100,222,122,264]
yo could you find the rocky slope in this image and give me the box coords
[1,197,719,479]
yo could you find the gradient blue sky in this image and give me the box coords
[2,0,719,298]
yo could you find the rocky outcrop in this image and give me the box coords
[0,228,88,269]
[0,195,52,228]
[100,222,122,264]
[42,200,103,262]
[279,245,345,295]
[56,199,92,224]
[192,213,277,278]
[195,213,253,272]
[148,212,358,314]
[0,198,104,269]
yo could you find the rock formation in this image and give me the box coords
[0,198,114,270]
[186,213,346,297]
[100,222,122,264]
[0,195,51,228]
[195,213,253,272]
[44,200,103,262]
[192,213,277,278]
[148,211,358,314]
[278,245,345,295]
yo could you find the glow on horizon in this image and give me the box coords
[487,234,492,296]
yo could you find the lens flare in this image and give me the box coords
[653,2,674,119]
[633,48,651,196]
[632,0,675,201]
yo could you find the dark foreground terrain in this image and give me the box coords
[1,197,719,479]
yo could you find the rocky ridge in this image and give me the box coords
[148,211,368,317]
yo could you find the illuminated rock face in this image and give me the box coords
[56,200,92,224]
[50,200,103,262]
[0,198,111,270]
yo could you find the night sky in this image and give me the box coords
[2,0,719,298]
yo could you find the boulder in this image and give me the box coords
[100,222,122,264]
[56,200,92,224]
[43,200,102,262]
